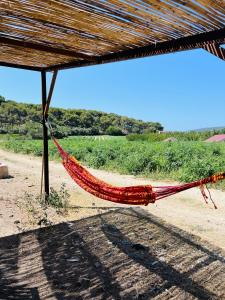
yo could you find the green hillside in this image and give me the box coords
[0,95,163,138]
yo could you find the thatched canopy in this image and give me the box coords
[1,0,225,71]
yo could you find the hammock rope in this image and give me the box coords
[48,127,225,208]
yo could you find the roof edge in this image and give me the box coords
[46,27,225,71]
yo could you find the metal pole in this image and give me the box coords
[41,70,49,196]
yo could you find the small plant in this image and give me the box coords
[44,183,70,211]
[22,183,70,226]
[23,192,40,216]
[37,211,50,226]
[22,192,51,226]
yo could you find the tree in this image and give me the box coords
[105,126,123,136]
[100,115,113,132]
[80,111,95,128]
[0,97,164,138]
[0,95,5,104]
[64,112,80,127]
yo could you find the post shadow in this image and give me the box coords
[37,223,123,299]
[0,234,33,299]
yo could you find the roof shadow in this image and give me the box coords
[0,207,225,299]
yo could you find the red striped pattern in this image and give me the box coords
[53,138,225,206]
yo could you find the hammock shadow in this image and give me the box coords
[37,222,123,299]
[1,207,225,299]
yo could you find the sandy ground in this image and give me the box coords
[1,148,225,249]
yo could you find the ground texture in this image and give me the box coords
[1,208,225,299]
[1,149,225,299]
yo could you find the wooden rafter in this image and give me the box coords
[44,71,58,117]
[0,0,225,70]
[0,61,43,71]
[46,27,225,71]
[202,43,225,61]
[0,36,95,61]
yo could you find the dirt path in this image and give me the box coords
[1,148,225,249]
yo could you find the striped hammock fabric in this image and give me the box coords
[53,138,225,208]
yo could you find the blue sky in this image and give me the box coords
[0,48,224,131]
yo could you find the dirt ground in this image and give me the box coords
[1,148,225,249]
[1,149,225,299]
[1,207,225,299]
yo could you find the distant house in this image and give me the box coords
[163,137,178,142]
[205,134,225,142]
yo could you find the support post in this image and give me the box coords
[41,70,49,196]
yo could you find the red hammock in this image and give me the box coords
[53,138,225,208]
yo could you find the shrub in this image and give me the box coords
[1,137,225,190]
[105,126,123,136]
[123,152,155,175]
[178,158,221,182]
[45,183,70,209]
[126,130,225,142]
[85,152,107,168]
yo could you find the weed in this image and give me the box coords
[45,183,70,211]
[23,183,70,226]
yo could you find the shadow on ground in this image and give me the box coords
[1,207,225,299]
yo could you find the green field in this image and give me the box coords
[1,135,225,189]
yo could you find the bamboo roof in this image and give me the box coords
[1,0,225,71]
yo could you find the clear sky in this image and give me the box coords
[0,48,224,131]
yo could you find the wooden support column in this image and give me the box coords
[41,70,49,196]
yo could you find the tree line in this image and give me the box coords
[0,96,163,138]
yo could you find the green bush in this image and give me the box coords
[46,183,70,209]
[105,126,123,136]
[1,136,225,189]
[127,130,225,142]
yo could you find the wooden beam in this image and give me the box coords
[46,27,225,71]
[0,36,95,61]
[41,70,49,197]
[202,43,225,61]
[44,70,58,117]
[0,61,43,71]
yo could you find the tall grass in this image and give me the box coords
[1,136,225,188]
